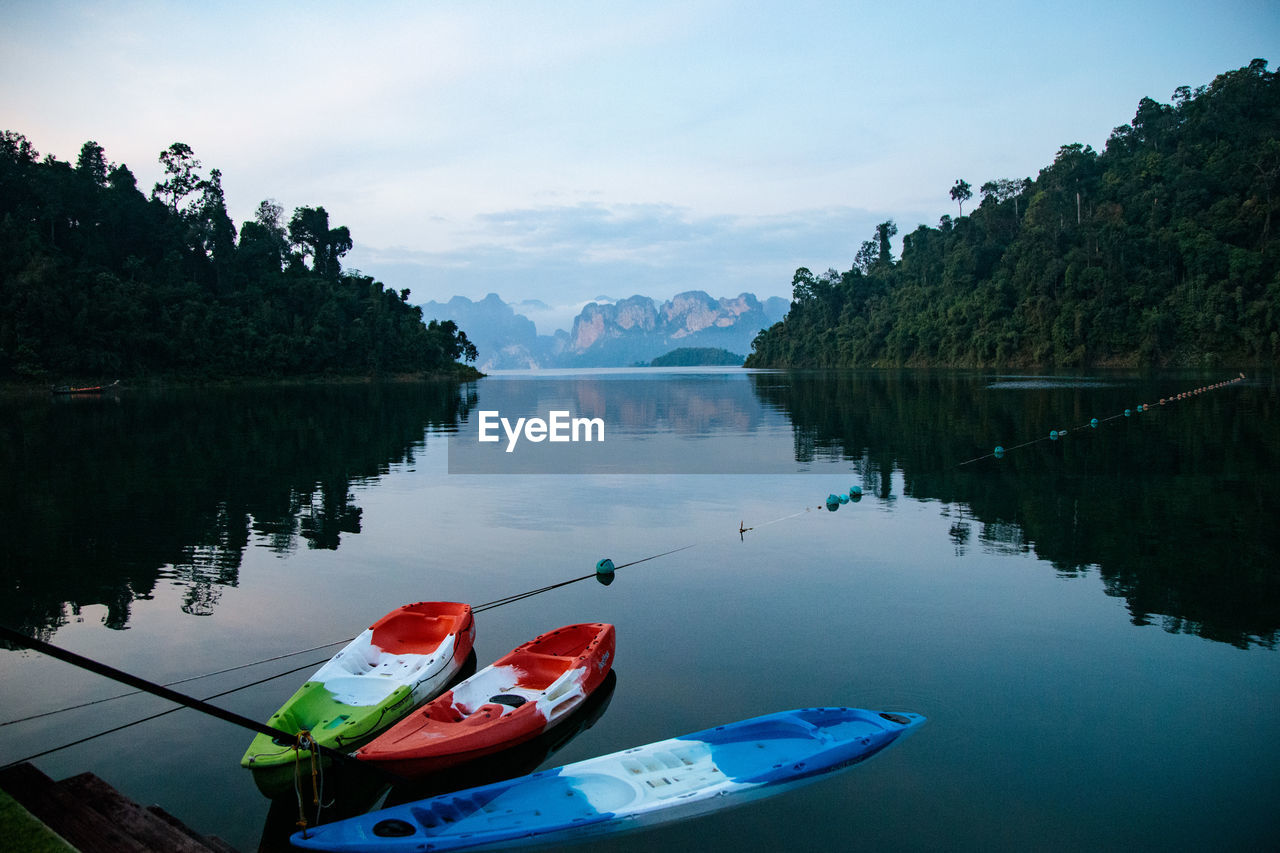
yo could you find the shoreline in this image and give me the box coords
[0,366,486,398]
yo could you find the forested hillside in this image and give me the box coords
[0,136,477,381]
[747,60,1280,368]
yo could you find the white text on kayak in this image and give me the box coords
[477,410,606,453]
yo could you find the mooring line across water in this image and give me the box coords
[0,638,353,728]
[0,624,375,774]
[1,654,331,769]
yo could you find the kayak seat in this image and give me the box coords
[372,612,457,655]
[324,641,440,680]
[321,674,403,707]
[506,651,573,690]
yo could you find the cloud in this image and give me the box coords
[347,202,890,315]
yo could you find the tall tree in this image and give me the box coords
[853,240,878,274]
[980,178,1028,216]
[950,179,973,216]
[194,168,237,285]
[237,198,290,272]
[288,205,353,278]
[151,142,202,213]
[0,130,39,165]
[75,140,108,187]
[254,199,288,247]
[875,220,898,266]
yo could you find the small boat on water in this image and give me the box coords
[241,601,475,796]
[292,706,925,852]
[354,622,614,777]
[50,379,120,395]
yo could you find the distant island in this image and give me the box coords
[419,292,787,370]
[747,60,1280,369]
[646,347,744,366]
[0,135,479,383]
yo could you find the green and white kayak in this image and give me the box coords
[241,601,475,797]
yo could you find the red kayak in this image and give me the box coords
[355,622,615,777]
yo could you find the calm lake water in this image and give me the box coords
[1,368,1277,851]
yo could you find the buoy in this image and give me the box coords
[849,485,862,497]
[595,558,615,576]
[826,495,841,511]
[994,445,1005,458]
[837,493,849,504]
[1090,418,1098,428]
[1124,409,1131,417]
[1050,430,1059,440]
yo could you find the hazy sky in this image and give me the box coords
[3,1,1277,330]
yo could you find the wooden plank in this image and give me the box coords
[0,763,150,853]
[145,806,241,853]
[60,773,228,853]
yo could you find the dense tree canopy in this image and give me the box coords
[0,135,476,381]
[747,60,1280,369]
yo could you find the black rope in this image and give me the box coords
[2,656,329,768]
[0,637,352,728]
[0,624,368,772]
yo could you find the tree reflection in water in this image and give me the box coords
[749,370,1279,649]
[0,382,475,637]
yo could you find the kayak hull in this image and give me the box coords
[241,601,475,797]
[292,706,924,852]
[355,622,614,777]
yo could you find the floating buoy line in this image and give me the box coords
[956,372,1247,467]
[13,374,1243,765]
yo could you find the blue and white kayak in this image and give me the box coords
[291,706,924,852]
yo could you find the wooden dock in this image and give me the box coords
[0,763,238,853]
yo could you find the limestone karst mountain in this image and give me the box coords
[420,292,788,370]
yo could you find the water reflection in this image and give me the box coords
[0,382,475,637]
[3,370,1275,652]
[449,375,793,474]
[749,370,1280,648]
